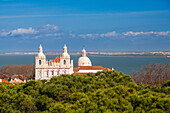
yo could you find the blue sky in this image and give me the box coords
[0,0,170,52]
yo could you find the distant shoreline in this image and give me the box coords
[0,52,170,57]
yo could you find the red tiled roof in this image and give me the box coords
[9,79,24,84]
[49,56,60,63]
[74,66,104,71]
[73,67,79,71]
[1,79,9,83]
[103,68,111,71]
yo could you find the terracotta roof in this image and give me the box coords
[73,67,79,71]
[9,80,18,84]
[1,79,9,83]
[17,79,24,83]
[9,79,24,84]
[103,68,111,71]
[49,56,60,63]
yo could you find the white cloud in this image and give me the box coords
[78,30,170,39]
[69,33,76,38]
[100,31,117,37]
[123,31,170,36]
[0,24,60,39]
[78,33,99,38]
[78,31,118,39]
[10,27,38,36]
[46,24,59,31]
[0,31,10,36]
[0,24,169,40]
[44,33,64,37]
[33,36,41,39]
[42,24,59,32]
[156,31,170,35]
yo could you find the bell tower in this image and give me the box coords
[35,44,47,80]
[60,44,73,74]
[60,44,70,66]
[36,44,46,66]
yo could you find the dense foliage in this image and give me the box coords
[0,71,170,113]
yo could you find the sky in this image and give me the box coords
[0,0,170,52]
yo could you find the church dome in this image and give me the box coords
[77,48,92,67]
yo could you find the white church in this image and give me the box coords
[35,44,110,80]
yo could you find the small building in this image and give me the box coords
[74,48,111,75]
[9,78,24,84]
[73,66,111,75]
[0,79,9,83]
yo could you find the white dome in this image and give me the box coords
[77,48,92,67]
[77,56,92,67]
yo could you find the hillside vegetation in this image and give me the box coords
[0,71,170,113]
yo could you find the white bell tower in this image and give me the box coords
[60,44,73,74]
[35,43,74,81]
[60,44,70,66]
[36,44,46,66]
[35,44,47,80]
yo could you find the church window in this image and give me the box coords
[47,70,49,76]
[64,60,66,65]
[52,71,54,75]
[63,70,66,74]
[39,60,41,65]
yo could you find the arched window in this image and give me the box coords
[47,70,49,76]
[39,60,41,65]
[52,71,54,75]
[64,60,66,65]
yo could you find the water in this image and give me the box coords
[0,55,169,74]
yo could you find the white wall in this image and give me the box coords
[78,70,103,73]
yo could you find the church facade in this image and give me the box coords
[35,44,110,80]
[35,44,74,80]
